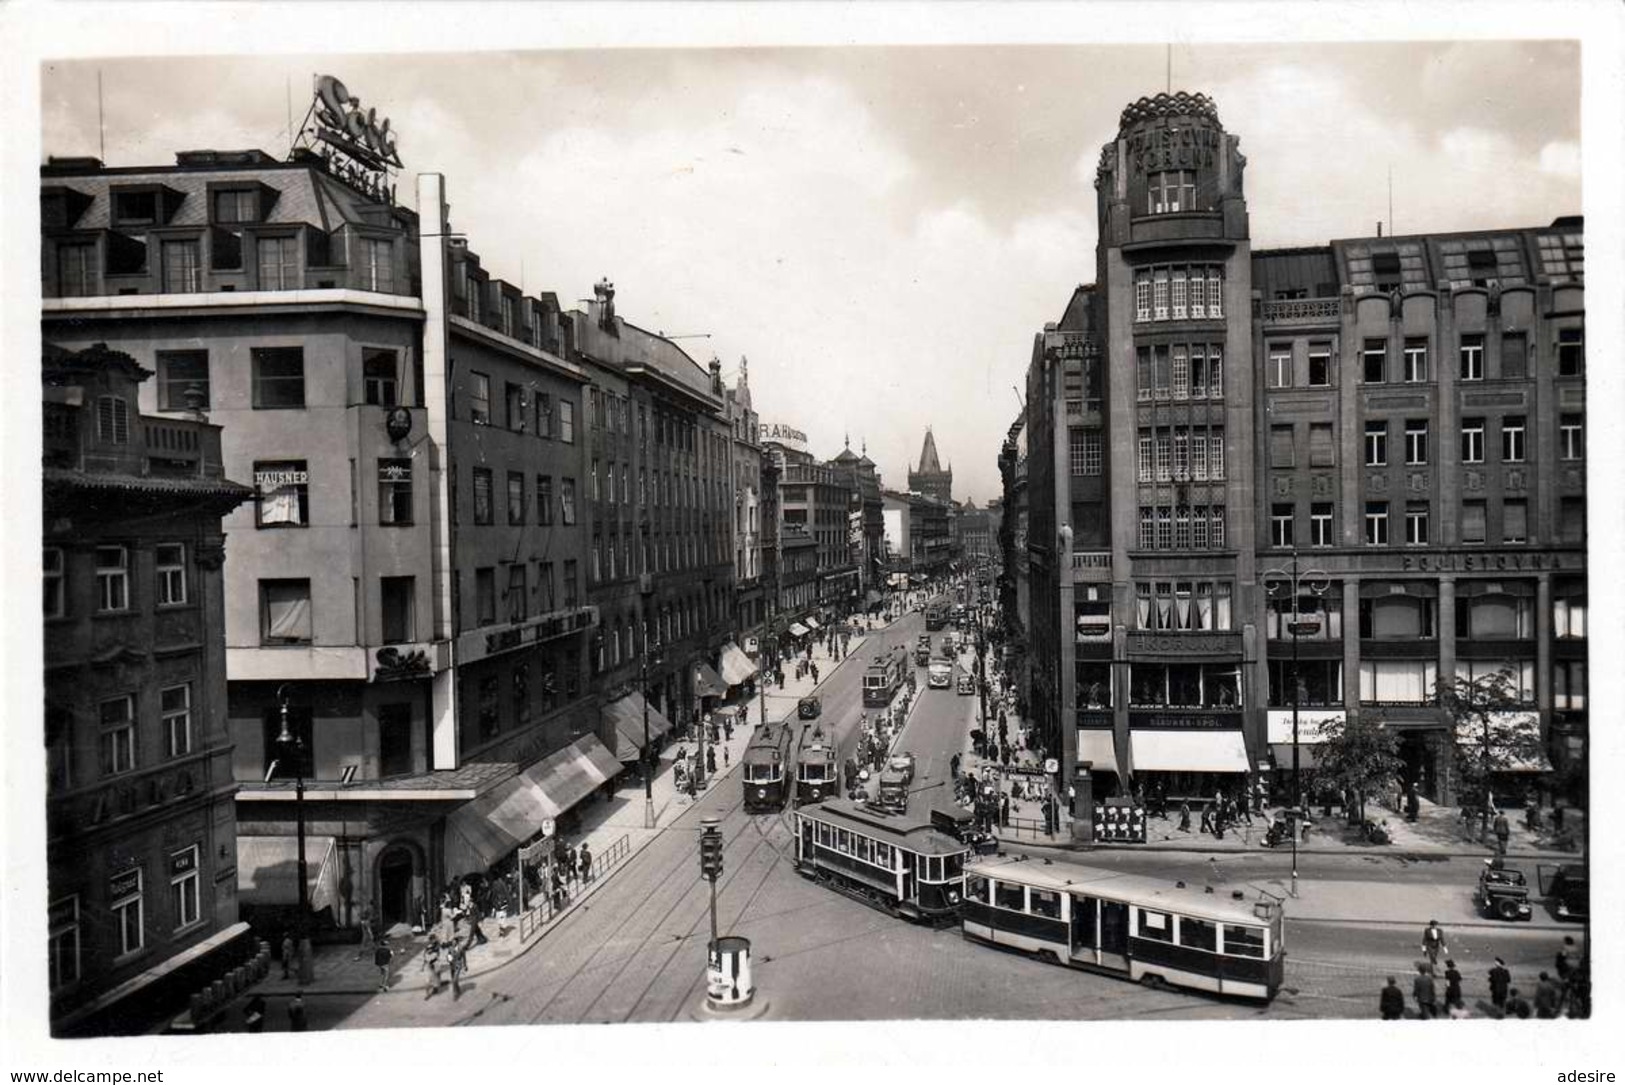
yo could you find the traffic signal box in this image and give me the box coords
[700,818,724,881]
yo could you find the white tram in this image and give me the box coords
[960,854,1285,1000]
[795,800,970,922]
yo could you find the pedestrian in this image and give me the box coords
[1421,919,1447,966]
[354,902,375,961]
[706,746,717,775]
[1493,810,1511,856]
[244,994,267,1033]
[1525,795,1541,832]
[723,746,730,769]
[1443,959,1463,1011]
[464,898,488,948]
[723,716,733,742]
[1199,801,1213,834]
[1000,792,1011,827]
[1238,791,1253,826]
[1379,976,1405,1020]
[287,993,307,1032]
[280,932,295,979]
[1412,962,1438,1019]
[811,663,820,683]
[1507,988,1532,1019]
[551,865,567,911]
[1488,957,1512,1016]
[1406,784,1421,823]
[1179,800,1192,833]
[1535,972,1561,1018]
[448,939,467,1000]
[579,842,593,884]
[374,935,393,992]
[423,934,444,999]
[1556,936,1577,982]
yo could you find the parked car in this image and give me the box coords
[1539,863,1589,922]
[1474,861,1533,921]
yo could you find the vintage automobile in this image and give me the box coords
[1538,864,1589,922]
[956,675,976,696]
[798,695,822,720]
[1474,861,1533,921]
[888,751,917,786]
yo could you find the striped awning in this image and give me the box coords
[694,662,728,698]
[602,692,674,762]
[237,835,340,912]
[718,641,758,686]
[443,735,621,875]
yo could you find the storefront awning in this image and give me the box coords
[805,616,821,630]
[1130,730,1251,774]
[718,641,758,686]
[1269,743,1325,770]
[788,621,809,637]
[602,692,674,762]
[1076,730,1121,779]
[237,835,340,912]
[444,735,622,875]
[1455,712,1553,773]
[693,662,728,698]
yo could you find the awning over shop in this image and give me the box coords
[693,662,728,699]
[602,692,674,762]
[718,641,758,686]
[805,617,821,630]
[1455,712,1553,772]
[237,835,340,912]
[1130,730,1251,773]
[866,591,884,605]
[1075,730,1121,779]
[444,735,622,875]
[1269,743,1325,771]
[788,621,809,637]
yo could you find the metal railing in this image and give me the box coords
[996,816,1058,841]
[516,833,632,941]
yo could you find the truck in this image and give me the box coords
[877,768,910,812]
[928,658,953,689]
[914,643,932,666]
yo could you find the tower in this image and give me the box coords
[908,427,953,502]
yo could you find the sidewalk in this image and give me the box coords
[221,623,881,1012]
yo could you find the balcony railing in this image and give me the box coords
[1259,297,1342,324]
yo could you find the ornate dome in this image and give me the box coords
[1118,91,1220,132]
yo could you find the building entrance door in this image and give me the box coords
[378,846,416,928]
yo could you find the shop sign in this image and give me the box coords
[308,74,402,203]
[1128,121,1220,173]
[108,867,141,901]
[1076,711,1114,728]
[169,847,197,878]
[1128,632,1240,657]
[254,467,309,490]
[1130,710,1244,731]
[1399,551,1573,573]
[373,645,431,682]
[758,422,808,451]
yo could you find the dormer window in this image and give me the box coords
[41,187,94,230]
[110,184,185,228]
[214,189,257,224]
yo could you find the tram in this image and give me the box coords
[862,649,907,707]
[795,799,971,922]
[924,600,949,631]
[795,725,839,805]
[741,720,795,813]
[960,854,1285,1001]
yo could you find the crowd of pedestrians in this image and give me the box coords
[1378,927,1588,1019]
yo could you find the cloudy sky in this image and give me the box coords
[40,41,1580,499]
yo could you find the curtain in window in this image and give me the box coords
[265,584,312,640]
[1174,583,1193,629]
[259,475,304,525]
[1215,584,1232,630]
[1194,584,1213,630]
[1136,587,1152,629]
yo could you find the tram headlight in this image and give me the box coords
[756,788,765,799]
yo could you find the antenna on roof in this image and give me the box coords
[1166,43,1172,94]
[1388,166,1395,237]
[97,70,106,163]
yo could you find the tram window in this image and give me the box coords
[836,829,850,853]
[994,881,1025,911]
[1223,925,1266,958]
[1179,917,1217,952]
[929,857,943,880]
[1030,889,1061,919]
[875,843,892,868]
[943,854,963,879]
[1137,909,1174,943]
[861,839,874,863]
[966,875,989,903]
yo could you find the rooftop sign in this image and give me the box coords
[306,75,401,203]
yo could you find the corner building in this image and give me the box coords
[1023,93,1585,824]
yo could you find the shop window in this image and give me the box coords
[252,347,305,409]
[1268,659,1343,706]
[1358,659,1437,703]
[1359,595,1435,639]
[158,350,210,411]
[1457,591,1534,640]
[254,460,309,527]
[260,578,312,644]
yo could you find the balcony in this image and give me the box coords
[1259,297,1342,325]
[1070,549,1112,583]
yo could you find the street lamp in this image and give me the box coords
[274,684,315,985]
[640,626,662,830]
[1262,550,1330,899]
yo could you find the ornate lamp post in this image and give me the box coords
[275,684,315,985]
[1262,550,1330,898]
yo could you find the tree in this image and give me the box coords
[1312,713,1404,825]
[1435,667,1546,838]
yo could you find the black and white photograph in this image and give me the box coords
[3,2,1620,1079]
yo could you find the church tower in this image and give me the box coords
[908,427,953,502]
